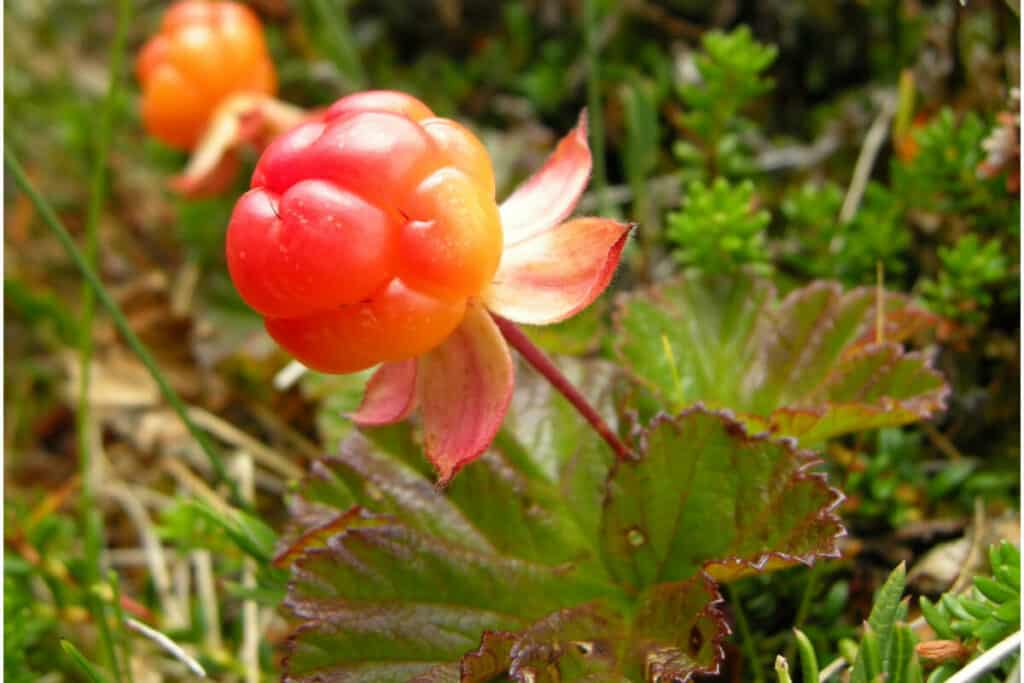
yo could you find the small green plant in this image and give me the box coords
[783,564,923,683]
[894,109,1012,229]
[838,184,913,286]
[780,546,1021,683]
[780,181,845,278]
[675,26,777,177]
[667,178,772,274]
[920,235,1009,325]
[841,428,1010,529]
[779,181,911,285]
[5,572,55,683]
[917,542,1020,682]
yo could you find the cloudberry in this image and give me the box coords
[226,91,503,373]
[137,0,277,149]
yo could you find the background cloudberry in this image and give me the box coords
[137,0,277,150]
[226,91,503,374]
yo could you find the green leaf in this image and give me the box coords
[919,597,956,640]
[793,629,820,683]
[974,576,1017,604]
[614,271,948,445]
[851,625,883,683]
[280,362,843,681]
[889,624,918,683]
[959,597,992,620]
[170,499,277,564]
[866,564,907,672]
[667,178,772,273]
[61,641,111,683]
[926,663,959,683]
[993,598,1020,623]
[679,26,777,144]
[601,409,843,591]
[775,655,794,683]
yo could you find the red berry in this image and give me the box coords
[227,91,503,373]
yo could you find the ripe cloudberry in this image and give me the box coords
[226,91,504,374]
[226,90,632,482]
[137,0,276,150]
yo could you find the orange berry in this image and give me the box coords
[420,117,496,198]
[137,0,276,149]
[324,90,435,123]
[397,168,502,300]
[227,91,503,373]
[264,280,467,374]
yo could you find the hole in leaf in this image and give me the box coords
[627,527,647,547]
[688,625,704,655]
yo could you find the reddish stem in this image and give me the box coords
[493,315,633,461]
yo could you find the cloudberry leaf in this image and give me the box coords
[614,271,948,445]
[280,359,843,682]
[601,409,844,590]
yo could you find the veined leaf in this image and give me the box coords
[614,271,948,445]
[280,360,843,682]
[601,408,844,590]
[867,564,907,672]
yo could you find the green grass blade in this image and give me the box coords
[79,0,131,585]
[793,629,820,683]
[729,585,767,683]
[4,148,242,507]
[308,0,366,89]
[583,0,611,216]
[867,562,907,671]
[76,4,132,680]
[776,655,794,683]
[108,571,135,683]
[62,640,112,683]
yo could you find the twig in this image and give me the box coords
[173,440,286,496]
[170,259,200,317]
[193,551,223,655]
[161,458,233,517]
[494,316,633,461]
[923,423,965,460]
[187,405,304,480]
[102,483,185,628]
[125,618,207,678]
[950,498,987,595]
[755,130,842,172]
[235,453,260,683]
[840,92,897,223]
[171,555,191,632]
[819,656,848,682]
[944,631,1022,683]
[876,262,885,344]
[624,0,703,38]
[106,549,150,568]
[273,359,308,391]
[246,401,321,461]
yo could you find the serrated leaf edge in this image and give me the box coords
[623,403,848,575]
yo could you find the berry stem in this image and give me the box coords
[493,315,633,461]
